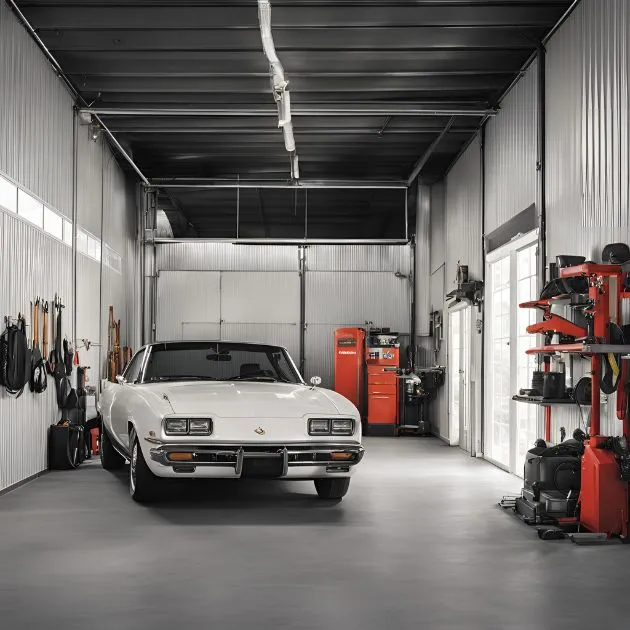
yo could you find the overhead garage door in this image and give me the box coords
[155,270,300,360]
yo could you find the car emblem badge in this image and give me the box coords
[254,427,266,435]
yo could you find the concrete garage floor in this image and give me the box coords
[0,437,628,630]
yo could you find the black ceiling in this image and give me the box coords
[14,0,572,237]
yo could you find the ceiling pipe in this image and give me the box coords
[258,0,300,180]
[406,116,455,185]
[4,0,150,186]
[152,181,407,190]
[80,106,497,118]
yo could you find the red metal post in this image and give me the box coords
[543,356,552,442]
[591,355,601,436]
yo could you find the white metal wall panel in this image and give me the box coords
[485,59,539,234]
[433,138,483,447]
[305,271,410,388]
[306,272,410,330]
[222,323,300,362]
[221,272,300,325]
[156,271,221,340]
[304,324,343,387]
[76,127,104,237]
[0,213,73,491]
[182,322,221,340]
[445,137,483,286]
[156,242,297,272]
[307,244,411,272]
[100,158,140,377]
[0,1,73,218]
[76,259,102,379]
[415,184,431,336]
[430,183,445,274]
[546,0,630,439]
[0,5,140,492]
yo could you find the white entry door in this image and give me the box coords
[449,306,472,450]
[485,231,539,474]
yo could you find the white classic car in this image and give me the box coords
[100,341,364,502]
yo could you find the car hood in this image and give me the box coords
[141,381,351,418]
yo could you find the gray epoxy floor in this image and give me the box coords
[0,437,628,629]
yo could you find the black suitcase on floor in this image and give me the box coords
[48,423,84,470]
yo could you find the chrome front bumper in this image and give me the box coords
[147,441,364,476]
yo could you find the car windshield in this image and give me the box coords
[141,342,302,384]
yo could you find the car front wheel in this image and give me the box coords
[314,477,351,500]
[130,435,160,503]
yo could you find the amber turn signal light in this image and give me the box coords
[330,452,354,461]
[168,452,194,462]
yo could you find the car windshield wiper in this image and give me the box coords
[147,376,217,382]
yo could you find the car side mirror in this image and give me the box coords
[115,375,126,385]
[310,376,322,388]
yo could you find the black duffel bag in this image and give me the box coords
[48,422,85,470]
[0,316,31,398]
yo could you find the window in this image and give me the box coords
[77,229,88,254]
[86,235,102,261]
[0,175,17,213]
[123,349,146,384]
[63,220,73,246]
[142,342,301,384]
[17,189,44,228]
[44,207,63,240]
[485,230,539,474]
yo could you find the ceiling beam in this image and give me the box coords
[150,180,408,189]
[82,104,496,117]
[407,117,456,185]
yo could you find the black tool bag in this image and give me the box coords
[51,302,71,408]
[0,317,31,398]
[31,302,47,394]
[48,422,85,470]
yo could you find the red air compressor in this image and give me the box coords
[334,327,400,435]
[333,328,365,411]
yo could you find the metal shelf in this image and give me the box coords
[526,343,630,355]
[513,395,578,407]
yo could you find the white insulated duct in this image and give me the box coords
[258,0,300,179]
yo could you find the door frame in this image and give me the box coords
[448,303,472,449]
[484,229,539,473]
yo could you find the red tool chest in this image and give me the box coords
[366,345,399,435]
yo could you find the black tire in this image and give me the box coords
[314,477,351,500]
[129,435,160,503]
[100,426,125,470]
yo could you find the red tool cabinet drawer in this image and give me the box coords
[368,383,397,395]
[368,394,398,425]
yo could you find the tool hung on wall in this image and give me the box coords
[446,261,483,309]
[49,295,72,409]
[30,298,47,394]
[0,313,31,398]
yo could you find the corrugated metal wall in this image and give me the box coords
[155,270,301,360]
[445,137,483,286]
[421,182,448,438]
[0,1,73,218]
[154,243,412,389]
[445,139,483,452]
[485,59,539,234]
[304,245,412,387]
[415,183,431,336]
[0,2,139,492]
[426,0,630,454]
[0,213,73,491]
[546,0,630,439]
[156,242,297,272]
